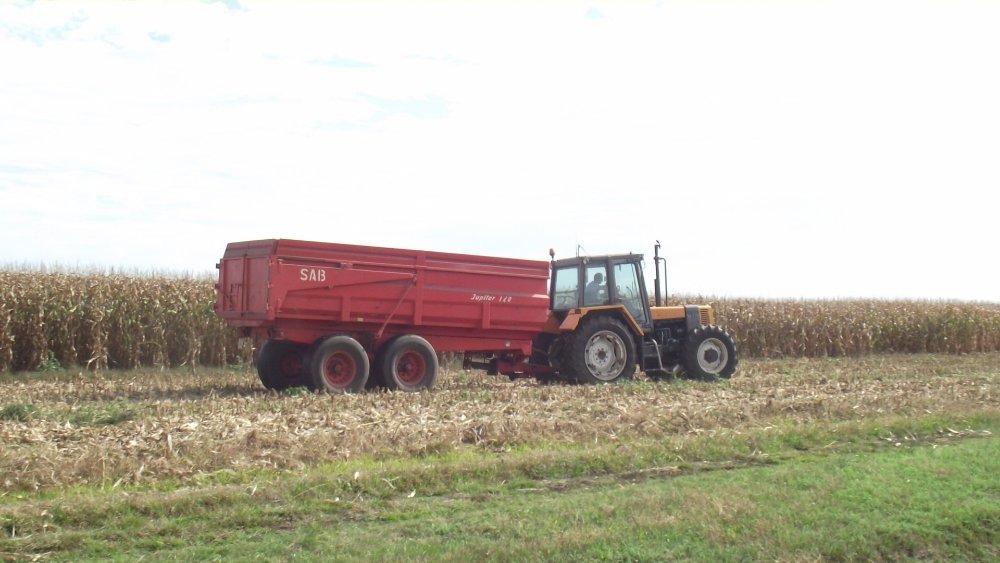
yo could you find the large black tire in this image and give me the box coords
[378,335,438,392]
[682,326,738,381]
[562,316,636,384]
[256,340,310,390]
[309,336,370,393]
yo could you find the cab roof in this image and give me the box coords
[551,253,644,268]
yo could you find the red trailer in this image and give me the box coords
[215,239,551,392]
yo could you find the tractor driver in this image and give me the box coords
[585,272,607,305]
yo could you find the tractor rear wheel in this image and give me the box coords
[256,340,310,390]
[682,326,738,381]
[563,316,636,384]
[309,336,370,393]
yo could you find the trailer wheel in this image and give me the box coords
[380,335,438,392]
[256,340,310,390]
[682,326,738,381]
[564,316,636,384]
[309,336,370,393]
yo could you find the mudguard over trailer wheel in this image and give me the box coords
[682,326,738,381]
[256,340,311,390]
[562,316,636,384]
[309,336,370,393]
[379,335,438,392]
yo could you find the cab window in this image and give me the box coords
[583,264,609,306]
[552,266,580,309]
[614,262,647,323]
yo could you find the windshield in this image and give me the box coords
[614,261,647,324]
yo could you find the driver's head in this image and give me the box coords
[593,273,603,283]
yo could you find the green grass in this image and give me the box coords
[2,412,997,561]
[0,403,39,422]
[66,401,137,427]
[0,401,136,426]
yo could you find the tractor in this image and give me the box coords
[535,242,737,383]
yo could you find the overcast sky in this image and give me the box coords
[1,0,998,301]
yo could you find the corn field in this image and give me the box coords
[691,296,1000,357]
[2,270,1000,372]
[0,271,238,372]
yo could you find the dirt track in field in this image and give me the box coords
[1,354,997,491]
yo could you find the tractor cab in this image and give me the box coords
[549,253,652,332]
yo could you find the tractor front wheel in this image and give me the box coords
[682,326,738,381]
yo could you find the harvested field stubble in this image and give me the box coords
[1,353,997,492]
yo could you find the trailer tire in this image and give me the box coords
[379,335,438,392]
[563,316,636,384]
[309,336,370,393]
[682,326,737,381]
[256,340,310,391]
